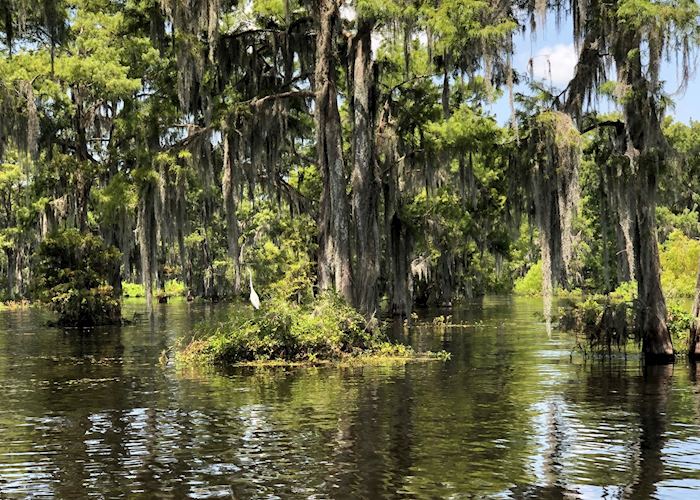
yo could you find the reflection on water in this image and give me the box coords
[1,297,700,498]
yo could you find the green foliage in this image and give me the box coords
[238,201,317,293]
[122,282,146,298]
[164,279,187,297]
[660,230,700,298]
[667,302,693,346]
[609,281,637,303]
[122,279,185,299]
[656,207,700,241]
[514,261,542,296]
[93,173,137,225]
[34,229,121,326]
[180,293,399,365]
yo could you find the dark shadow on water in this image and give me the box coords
[626,364,674,498]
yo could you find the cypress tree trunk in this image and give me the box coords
[389,214,412,316]
[608,159,636,283]
[350,18,379,314]
[315,0,353,302]
[5,248,16,300]
[138,181,158,312]
[72,87,91,232]
[632,160,672,362]
[617,36,673,362]
[222,127,242,294]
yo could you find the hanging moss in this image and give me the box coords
[528,111,583,299]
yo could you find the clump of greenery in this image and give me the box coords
[178,266,447,366]
[559,281,693,355]
[608,280,637,302]
[122,279,186,300]
[164,279,187,297]
[513,260,583,298]
[513,261,543,295]
[660,230,700,298]
[667,302,693,346]
[34,229,122,326]
[180,293,385,364]
[122,282,146,298]
[657,207,700,242]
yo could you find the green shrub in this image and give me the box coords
[122,282,146,298]
[122,280,186,299]
[164,279,187,297]
[668,302,693,346]
[660,230,700,298]
[180,293,392,364]
[179,257,449,365]
[35,229,122,326]
[514,261,543,295]
[237,201,317,293]
[656,207,700,242]
[609,280,637,303]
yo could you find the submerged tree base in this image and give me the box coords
[176,293,448,367]
[559,293,692,359]
[644,351,676,365]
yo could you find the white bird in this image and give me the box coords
[249,270,260,310]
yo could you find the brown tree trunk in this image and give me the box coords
[314,0,353,302]
[350,18,379,315]
[390,214,412,317]
[378,101,412,317]
[633,165,673,362]
[72,87,91,232]
[5,248,16,300]
[617,36,673,363]
[222,127,242,295]
[138,181,158,312]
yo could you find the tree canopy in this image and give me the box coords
[1,0,699,359]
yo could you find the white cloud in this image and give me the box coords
[529,43,578,87]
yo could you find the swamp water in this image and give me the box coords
[1,296,700,498]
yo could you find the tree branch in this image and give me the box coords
[581,120,625,135]
[248,90,315,108]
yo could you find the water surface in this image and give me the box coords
[1,297,699,498]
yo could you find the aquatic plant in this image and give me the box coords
[178,292,447,366]
[560,290,694,356]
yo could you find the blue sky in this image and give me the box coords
[487,15,700,125]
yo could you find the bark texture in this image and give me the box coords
[350,18,379,315]
[315,0,353,302]
[222,126,242,294]
[616,37,674,362]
